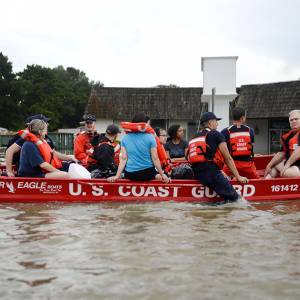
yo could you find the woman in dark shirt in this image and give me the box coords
[165,124,188,161]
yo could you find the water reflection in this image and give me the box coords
[0,201,299,300]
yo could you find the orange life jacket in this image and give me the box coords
[18,130,62,170]
[188,129,224,167]
[74,131,96,166]
[121,122,169,168]
[228,125,253,157]
[281,129,300,159]
[188,131,210,163]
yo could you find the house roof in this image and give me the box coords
[236,80,300,118]
[86,87,207,121]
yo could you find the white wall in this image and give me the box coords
[201,56,238,95]
[202,94,236,130]
[201,56,238,130]
[95,119,114,133]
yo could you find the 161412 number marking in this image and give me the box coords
[271,184,298,192]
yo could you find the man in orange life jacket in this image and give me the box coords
[89,124,121,177]
[74,114,98,167]
[221,107,259,179]
[265,110,300,178]
[18,120,70,179]
[188,112,249,203]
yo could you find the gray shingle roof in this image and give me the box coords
[86,87,207,120]
[236,80,300,118]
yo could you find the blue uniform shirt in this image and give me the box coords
[121,133,156,172]
[18,142,45,177]
[221,125,255,143]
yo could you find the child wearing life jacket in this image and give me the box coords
[89,124,121,178]
[221,107,260,179]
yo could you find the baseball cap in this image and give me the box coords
[106,124,121,135]
[200,112,222,124]
[25,114,51,124]
[83,114,96,122]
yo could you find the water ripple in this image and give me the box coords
[0,201,300,300]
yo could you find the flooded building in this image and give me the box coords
[85,86,207,140]
[235,80,300,154]
[85,79,300,154]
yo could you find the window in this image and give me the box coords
[150,119,166,130]
[269,119,289,153]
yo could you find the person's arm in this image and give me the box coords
[264,151,285,177]
[220,128,229,140]
[164,142,171,159]
[218,142,248,183]
[5,143,21,176]
[107,146,127,182]
[151,147,170,183]
[165,150,171,160]
[170,157,186,162]
[184,147,188,158]
[54,150,77,162]
[183,140,189,158]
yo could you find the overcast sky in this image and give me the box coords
[1,0,300,87]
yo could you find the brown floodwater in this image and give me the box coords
[0,200,300,300]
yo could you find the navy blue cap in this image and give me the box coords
[200,112,222,124]
[106,124,121,135]
[83,114,96,122]
[26,114,50,124]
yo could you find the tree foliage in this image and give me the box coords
[0,53,22,129]
[0,52,104,131]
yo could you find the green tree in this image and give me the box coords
[18,65,95,130]
[0,53,104,131]
[53,66,92,129]
[0,52,22,129]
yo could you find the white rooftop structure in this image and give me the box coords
[201,56,238,129]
